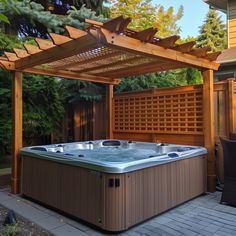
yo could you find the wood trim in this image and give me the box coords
[114,84,202,97]
[100,28,219,71]
[0,60,120,85]
[12,72,23,194]
[202,69,215,192]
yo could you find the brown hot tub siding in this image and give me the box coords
[21,155,206,232]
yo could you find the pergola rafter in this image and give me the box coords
[0,15,221,194]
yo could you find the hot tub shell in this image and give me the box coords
[21,140,207,232]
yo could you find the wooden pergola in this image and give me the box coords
[0,16,220,194]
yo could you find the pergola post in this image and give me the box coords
[106,84,114,139]
[11,72,23,194]
[202,69,215,192]
[227,78,235,134]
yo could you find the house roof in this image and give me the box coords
[203,0,227,11]
[0,16,220,85]
[217,47,236,65]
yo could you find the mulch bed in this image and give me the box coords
[0,204,53,236]
[0,175,11,188]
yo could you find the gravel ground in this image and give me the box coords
[0,204,53,236]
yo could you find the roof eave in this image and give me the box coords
[203,0,227,13]
[218,59,236,65]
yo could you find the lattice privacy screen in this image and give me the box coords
[114,89,203,134]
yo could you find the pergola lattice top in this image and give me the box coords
[0,16,220,85]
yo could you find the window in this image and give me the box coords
[214,72,235,81]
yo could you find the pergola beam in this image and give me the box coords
[100,28,219,71]
[0,60,120,85]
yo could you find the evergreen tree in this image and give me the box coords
[23,74,65,145]
[197,9,227,52]
[115,69,200,93]
[61,80,104,103]
[0,0,106,37]
[34,0,107,16]
[0,69,12,158]
[0,0,20,24]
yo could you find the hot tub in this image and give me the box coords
[20,140,207,232]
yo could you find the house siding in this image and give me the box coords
[228,0,236,47]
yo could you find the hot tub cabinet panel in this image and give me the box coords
[21,155,206,232]
[22,157,102,227]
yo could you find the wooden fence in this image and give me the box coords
[113,85,204,146]
[66,79,235,144]
[63,100,107,142]
[214,79,236,182]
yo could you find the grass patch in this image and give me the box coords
[1,223,21,236]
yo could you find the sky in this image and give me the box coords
[153,0,226,38]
